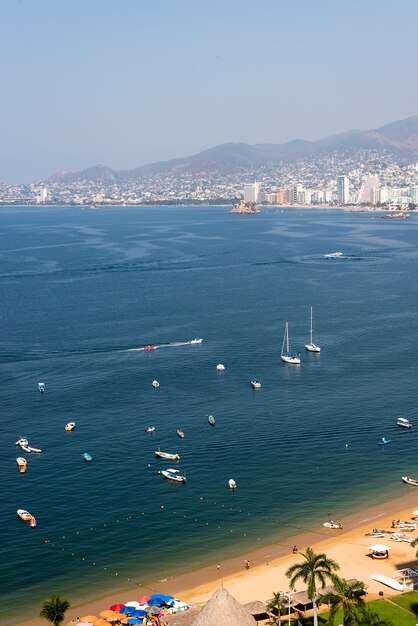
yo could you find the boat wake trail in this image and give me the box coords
[126,339,203,352]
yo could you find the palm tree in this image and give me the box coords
[285,546,340,626]
[356,605,393,626]
[266,591,284,623]
[318,576,365,625]
[39,593,70,626]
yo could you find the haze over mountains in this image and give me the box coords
[48,116,418,185]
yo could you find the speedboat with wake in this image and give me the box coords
[155,448,180,461]
[161,468,186,483]
[141,344,157,351]
[190,338,203,344]
[324,251,343,258]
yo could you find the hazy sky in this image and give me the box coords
[1,0,417,183]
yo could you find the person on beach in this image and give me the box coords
[292,545,298,553]
[245,559,250,570]
[217,563,221,573]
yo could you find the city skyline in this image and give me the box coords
[1,0,418,183]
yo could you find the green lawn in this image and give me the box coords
[284,596,418,625]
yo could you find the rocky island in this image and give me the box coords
[229,200,260,214]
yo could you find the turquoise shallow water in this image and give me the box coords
[1,205,418,623]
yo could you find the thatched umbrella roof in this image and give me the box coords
[165,606,202,626]
[243,601,270,620]
[190,587,257,626]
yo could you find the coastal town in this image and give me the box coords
[2,147,418,210]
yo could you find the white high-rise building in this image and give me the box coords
[243,182,260,203]
[357,175,380,205]
[410,186,418,203]
[337,176,350,204]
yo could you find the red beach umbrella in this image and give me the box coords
[110,604,125,611]
[138,596,151,603]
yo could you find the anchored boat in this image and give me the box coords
[305,306,321,352]
[161,468,186,483]
[281,322,300,364]
[17,509,33,521]
[155,448,180,461]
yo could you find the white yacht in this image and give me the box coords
[397,417,412,429]
[281,322,301,364]
[155,448,180,461]
[38,382,45,393]
[305,306,321,352]
[324,251,343,258]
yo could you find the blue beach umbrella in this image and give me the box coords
[120,606,135,614]
[130,610,147,618]
[127,619,143,625]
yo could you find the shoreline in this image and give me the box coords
[17,490,418,626]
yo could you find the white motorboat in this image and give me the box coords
[216,364,225,371]
[176,429,185,438]
[402,476,418,486]
[229,479,237,490]
[152,380,160,389]
[155,448,180,461]
[20,446,31,453]
[38,382,45,393]
[16,457,27,467]
[324,251,343,258]
[65,422,76,431]
[208,414,216,426]
[15,437,28,447]
[17,509,33,521]
[305,306,321,352]
[28,446,42,453]
[281,322,301,364]
[145,426,155,433]
[190,338,203,344]
[251,380,261,389]
[397,417,412,428]
[323,520,343,529]
[391,520,416,529]
[161,468,186,483]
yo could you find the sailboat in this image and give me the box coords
[281,322,301,364]
[305,307,321,352]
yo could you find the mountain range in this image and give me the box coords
[48,115,418,184]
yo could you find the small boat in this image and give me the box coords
[16,457,27,467]
[145,426,155,433]
[365,532,385,538]
[83,453,93,462]
[190,338,203,344]
[152,380,160,389]
[142,344,157,351]
[378,437,392,446]
[324,251,343,258]
[28,446,42,453]
[305,306,321,352]
[208,415,216,426]
[17,509,33,521]
[229,479,237,490]
[281,322,301,364]
[38,382,45,393]
[397,417,412,429]
[402,475,418,486]
[15,437,28,447]
[216,364,225,371]
[176,429,185,438]
[251,380,261,389]
[65,422,76,431]
[30,517,37,528]
[20,446,31,453]
[155,449,180,461]
[161,468,186,483]
[391,520,416,529]
[323,520,343,529]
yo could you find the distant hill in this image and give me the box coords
[47,115,418,184]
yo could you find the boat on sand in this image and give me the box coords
[402,476,418,486]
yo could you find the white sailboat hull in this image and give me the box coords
[305,343,321,352]
[281,355,301,364]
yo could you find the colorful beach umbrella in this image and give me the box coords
[130,610,147,617]
[110,604,125,611]
[107,614,125,623]
[100,610,117,619]
[120,606,135,614]
[93,620,109,626]
[125,601,142,609]
[81,617,98,623]
[77,622,94,626]
[138,596,151,603]
[127,620,143,625]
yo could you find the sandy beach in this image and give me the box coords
[18,491,418,626]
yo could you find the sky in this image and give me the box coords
[1,0,418,183]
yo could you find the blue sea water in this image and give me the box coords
[1,205,418,623]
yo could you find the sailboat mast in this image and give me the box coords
[310,307,313,344]
[286,322,289,353]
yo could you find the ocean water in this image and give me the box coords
[1,205,418,623]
